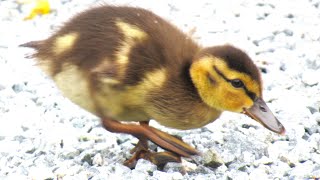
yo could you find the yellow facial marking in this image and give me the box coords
[190,56,261,112]
[53,32,78,55]
[53,63,96,114]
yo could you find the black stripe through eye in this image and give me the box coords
[213,66,257,101]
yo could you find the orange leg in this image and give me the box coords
[101,118,198,167]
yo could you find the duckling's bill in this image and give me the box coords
[243,98,285,135]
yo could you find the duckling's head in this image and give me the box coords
[190,45,285,134]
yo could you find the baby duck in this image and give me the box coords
[21,5,285,168]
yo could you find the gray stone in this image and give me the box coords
[253,156,273,166]
[286,139,312,164]
[128,169,149,180]
[249,168,269,180]
[289,161,316,179]
[267,140,291,161]
[163,162,184,173]
[81,153,93,166]
[203,148,224,168]
[312,169,320,178]
[302,70,320,86]
[92,153,104,166]
[227,170,249,180]
[269,161,291,178]
[220,150,236,165]
[134,159,157,173]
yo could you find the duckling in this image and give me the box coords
[20,5,285,168]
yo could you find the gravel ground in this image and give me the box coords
[1,0,320,179]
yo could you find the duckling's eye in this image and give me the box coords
[231,79,244,88]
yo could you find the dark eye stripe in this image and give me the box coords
[213,66,257,101]
[243,86,257,100]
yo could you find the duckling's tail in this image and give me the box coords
[19,40,44,49]
[20,40,44,59]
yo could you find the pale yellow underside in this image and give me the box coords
[53,63,97,114]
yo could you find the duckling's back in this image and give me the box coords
[22,6,203,123]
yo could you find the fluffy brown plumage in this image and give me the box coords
[21,5,285,168]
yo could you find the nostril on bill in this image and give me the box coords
[259,105,267,112]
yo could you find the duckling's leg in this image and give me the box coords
[101,118,198,167]
[123,121,182,168]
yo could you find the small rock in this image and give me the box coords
[307,106,318,114]
[304,114,319,134]
[241,151,255,164]
[181,159,197,172]
[129,169,149,180]
[86,167,101,179]
[135,159,157,173]
[286,124,306,140]
[249,168,268,180]
[171,172,184,180]
[92,153,104,166]
[269,161,291,178]
[286,139,312,164]
[310,153,320,164]
[0,84,5,91]
[215,164,228,175]
[283,29,293,36]
[29,166,55,180]
[253,156,273,166]
[152,170,184,180]
[113,163,131,176]
[312,169,320,178]
[220,151,236,165]
[152,171,183,180]
[289,161,316,179]
[302,70,320,86]
[81,154,93,166]
[60,147,80,160]
[11,83,26,93]
[163,162,184,173]
[267,141,291,161]
[203,149,224,168]
[227,169,249,180]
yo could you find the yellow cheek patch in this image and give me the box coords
[220,88,254,112]
[53,32,79,55]
[115,20,147,66]
[190,58,218,107]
